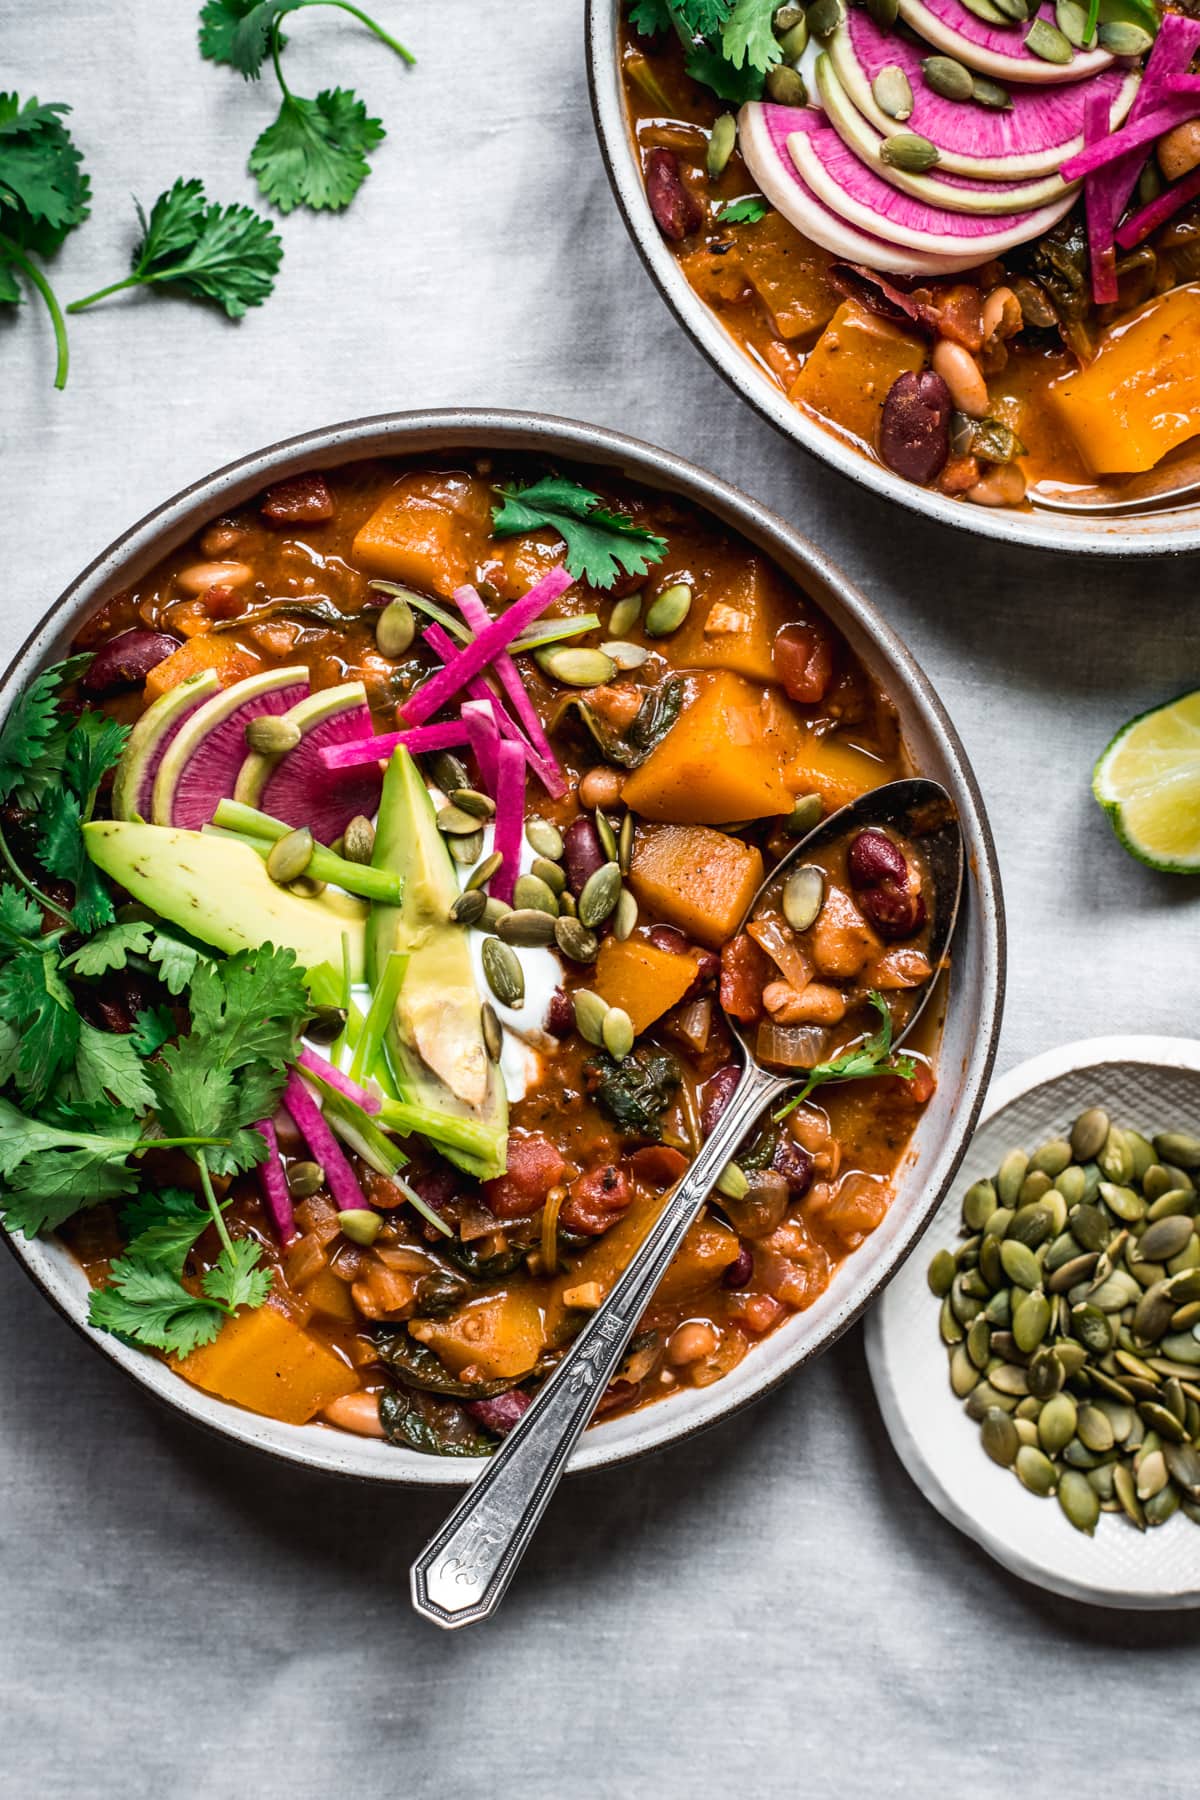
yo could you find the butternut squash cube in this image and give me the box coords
[736,209,840,341]
[594,935,702,1034]
[629,821,764,950]
[408,1288,547,1381]
[789,299,925,450]
[352,476,473,595]
[174,1301,359,1424]
[654,555,799,684]
[1047,283,1200,475]
[784,732,890,813]
[143,636,260,704]
[621,670,797,824]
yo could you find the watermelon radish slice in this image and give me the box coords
[739,101,989,274]
[234,682,383,844]
[153,667,310,829]
[787,108,1077,256]
[829,12,1139,177]
[817,56,1073,212]
[897,0,1114,82]
[112,668,221,822]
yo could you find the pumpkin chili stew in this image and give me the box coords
[0,455,940,1458]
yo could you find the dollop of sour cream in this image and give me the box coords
[460,817,562,1103]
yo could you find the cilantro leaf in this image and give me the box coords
[0,97,89,387]
[491,477,669,591]
[187,944,308,1068]
[628,0,674,31]
[199,0,307,76]
[720,0,782,71]
[131,1005,175,1058]
[717,195,769,224]
[0,947,81,1099]
[148,932,204,996]
[0,886,43,949]
[674,0,733,32]
[0,656,87,808]
[3,1147,139,1236]
[0,1094,142,1180]
[202,1235,273,1311]
[68,1022,157,1113]
[64,920,154,977]
[88,1258,226,1357]
[122,1189,213,1274]
[36,788,114,932]
[683,42,766,101]
[64,710,129,809]
[776,993,916,1119]
[68,180,283,320]
[250,88,384,213]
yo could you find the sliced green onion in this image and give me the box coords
[350,951,408,1085]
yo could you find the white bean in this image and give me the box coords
[966,463,1028,508]
[176,559,254,595]
[932,338,989,419]
[981,285,1022,343]
[322,1392,386,1438]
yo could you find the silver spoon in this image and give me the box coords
[410,777,964,1629]
[1029,437,1200,517]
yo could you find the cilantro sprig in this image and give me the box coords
[491,477,669,591]
[0,93,91,389]
[199,0,414,213]
[628,0,782,102]
[68,179,283,319]
[90,1195,272,1358]
[775,992,917,1120]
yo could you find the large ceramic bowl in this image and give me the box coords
[585,2,1200,559]
[0,410,1004,1485]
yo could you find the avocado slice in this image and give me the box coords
[369,748,508,1180]
[84,821,366,1000]
[112,669,222,822]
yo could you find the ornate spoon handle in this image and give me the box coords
[410,1056,791,1629]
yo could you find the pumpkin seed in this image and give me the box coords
[1057,1468,1100,1534]
[921,54,973,101]
[1155,1131,1200,1171]
[866,0,899,27]
[1016,1445,1057,1495]
[1018,1170,1053,1206]
[1028,1346,1065,1398]
[618,810,634,875]
[1148,1186,1194,1221]
[289,873,326,898]
[1025,13,1073,56]
[966,1315,991,1369]
[614,887,638,941]
[928,1248,956,1296]
[1054,0,1092,42]
[1030,1138,1072,1178]
[1099,1127,1134,1185]
[782,864,825,932]
[981,1409,1020,1466]
[1163,1375,1188,1424]
[644,583,693,637]
[595,811,618,862]
[970,74,1012,109]
[1048,1251,1099,1293]
[999,1239,1041,1289]
[1140,1215,1194,1263]
[601,640,650,672]
[1076,1403,1115,1453]
[287,1160,325,1199]
[874,64,915,118]
[450,888,487,927]
[1113,1463,1147,1529]
[496,908,557,948]
[960,0,1010,24]
[996,1149,1029,1206]
[1098,19,1152,53]
[966,1381,1011,1418]
[531,856,566,895]
[1139,1400,1186,1443]
[608,592,642,637]
[481,1001,502,1063]
[963,1178,998,1232]
[1054,1164,1086,1206]
[535,646,617,687]
[1164,1441,1200,1499]
[717,1161,749,1201]
[429,750,469,793]
[467,850,504,891]
[266,826,314,886]
[554,917,599,964]
[775,4,806,27]
[375,595,415,658]
[991,1364,1030,1397]
[342,814,376,865]
[1070,1108,1110,1169]
[513,873,559,916]
[481,896,512,929]
[449,828,485,866]
[1100,1180,1145,1222]
[1037,1392,1077,1454]
[573,988,609,1047]
[940,1296,964,1345]
[526,818,564,861]
[1126,1131,1156,1183]
[807,0,843,35]
[1069,1201,1110,1251]
[482,937,524,1007]
[339,1208,382,1247]
[449,787,496,820]
[245,713,301,755]
[437,804,485,837]
[707,112,737,180]
[1136,1447,1168,1500]
[951,1345,979,1396]
[765,64,807,104]
[880,131,940,172]
[1013,1290,1051,1353]
[992,0,1030,17]
[1072,1302,1114,1353]
[785,793,823,837]
[1009,1201,1054,1248]
[779,16,809,56]
[602,1006,635,1061]
[579,860,622,929]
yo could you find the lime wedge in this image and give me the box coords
[1093,689,1200,873]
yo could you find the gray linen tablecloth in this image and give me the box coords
[3,5,1198,1796]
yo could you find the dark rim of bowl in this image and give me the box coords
[0,407,1006,1486]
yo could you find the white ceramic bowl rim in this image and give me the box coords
[584,1,1200,558]
[0,408,1005,1486]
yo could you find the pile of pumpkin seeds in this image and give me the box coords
[929,1108,1200,1535]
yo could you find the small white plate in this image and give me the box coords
[866,1036,1200,1610]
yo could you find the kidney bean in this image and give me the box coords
[261,472,336,525]
[772,1135,814,1199]
[81,628,180,695]
[773,621,834,705]
[562,814,605,895]
[645,148,703,242]
[859,880,927,941]
[464,1390,532,1436]
[649,924,690,956]
[719,932,770,1024]
[847,828,908,890]
[722,1245,755,1289]
[701,1062,741,1138]
[545,986,574,1039]
[878,370,951,487]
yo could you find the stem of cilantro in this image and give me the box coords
[195,1150,235,1260]
[311,0,416,65]
[0,818,75,928]
[0,233,70,390]
[66,274,145,314]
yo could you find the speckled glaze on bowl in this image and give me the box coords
[585,2,1200,559]
[0,410,1004,1485]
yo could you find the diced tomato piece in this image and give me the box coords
[902,1062,936,1104]
[586,683,642,731]
[772,621,834,705]
[201,582,244,620]
[629,1145,689,1188]
[261,473,336,524]
[931,286,984,353]
[719,932,771,1024]
[725,1291,784,1335]
[559,1164,633,1236]
[484,1132,571,1221]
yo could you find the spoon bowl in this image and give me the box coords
[410,779,965,1628]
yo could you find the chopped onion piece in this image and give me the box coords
[748,915,813,994]
[755,1020,827,1069]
